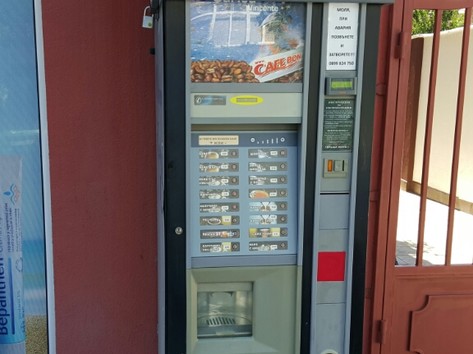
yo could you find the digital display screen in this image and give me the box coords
[331,78,355,90]
[326,77,357,95]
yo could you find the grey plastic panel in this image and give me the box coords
[314,303,346,354]
[191,116,302,125]
[187,266,299,354]
[318,229,349,251]
[311,3,369,352]
[320,152,352,193]
[319,194,350,230]
[316,282,346,304]
[191,255,297,268]
[191,92,302,121]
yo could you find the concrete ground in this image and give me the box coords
[396,190,473,266]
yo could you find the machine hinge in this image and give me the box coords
[369,190,380,202]
[377,319,388,344]
[375,83,387,96]
[364,287,373,299]
[150,0,161,20]
[394,31,409,59]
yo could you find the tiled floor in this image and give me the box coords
[396,190,473,266]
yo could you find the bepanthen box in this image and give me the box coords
[0,156,25,353]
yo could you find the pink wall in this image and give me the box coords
[42,1,157,352]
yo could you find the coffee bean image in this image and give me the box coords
[191,60,303,83]
[191,60,259,83]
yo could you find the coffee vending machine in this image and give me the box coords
[153,0,390,353]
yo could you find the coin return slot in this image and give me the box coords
[197,282,253,339]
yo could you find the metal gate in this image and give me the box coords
[367,0,473,353]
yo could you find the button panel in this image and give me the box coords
[190,132,298,258]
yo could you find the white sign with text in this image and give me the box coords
[326,3,359,71]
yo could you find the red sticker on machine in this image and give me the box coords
[317,251,346,282]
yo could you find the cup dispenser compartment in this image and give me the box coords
[188,266,298,354]
[197,282,253,338]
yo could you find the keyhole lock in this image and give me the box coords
[175,227,184,235]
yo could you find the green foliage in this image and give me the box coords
[412,9,465,35]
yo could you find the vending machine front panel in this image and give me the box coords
[155,0,391,353]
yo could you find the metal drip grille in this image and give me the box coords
[197,315,252,338]
[205,316,236,326]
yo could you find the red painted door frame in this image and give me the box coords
[366,1,473,353]
[363,1,403,352]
